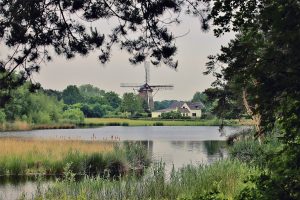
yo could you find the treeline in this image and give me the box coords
[0,83,150,126]
[0,81,247,126]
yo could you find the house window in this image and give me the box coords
[192,113,196,117]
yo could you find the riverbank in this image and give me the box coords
[82,118,254,127]
[0,118,253,132]
[0,121,76,132]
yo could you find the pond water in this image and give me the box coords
[0,126,244,200]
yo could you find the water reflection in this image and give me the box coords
[0,126,241,199]
[130,140,228,173]
[0,140,227,199]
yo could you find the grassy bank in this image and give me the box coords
[83,118,253,127]
[30,159,257,200]
[0,121,76,132]
[0,138,150,177]
[0,118,253,131]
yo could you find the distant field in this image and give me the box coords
[84,118,253,126]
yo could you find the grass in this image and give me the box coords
[0,118,253,131]
[83,118,251,127]
[31,159,257,200]
[0,138,151,176]
[0,121,76,131]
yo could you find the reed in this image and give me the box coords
[0,138,113,176]
[0,138,150,177]
[33,159,257,200]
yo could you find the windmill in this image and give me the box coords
[121,62,173,111]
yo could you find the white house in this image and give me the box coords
[152,101,204,118]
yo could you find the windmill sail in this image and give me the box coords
[120,62,174,111]
[120,83,143,88]
[145,61,150,84]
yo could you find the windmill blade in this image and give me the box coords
[120,83,143,88]
[150,85,174,90]
[145,61,150,84]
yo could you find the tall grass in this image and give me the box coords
[229,133,282,168]
[0,138,117,176]
[33,159,257,200]
[0,138,150,177]
[0,121,76,131]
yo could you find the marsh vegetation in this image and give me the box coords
[0,138,150,178]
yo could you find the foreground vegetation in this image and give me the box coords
[21,129,284,200]
[30,159,257,200]
[0,138,150,177]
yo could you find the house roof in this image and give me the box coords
[186,102,205,110]
[153,108,175,113]
[178,107,190,113]
[169,101,204,110]
[169,101,184,109]
[153,101,204,113]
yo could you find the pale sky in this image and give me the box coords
[2,15,234,101]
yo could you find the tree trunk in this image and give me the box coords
[242,89,263,143]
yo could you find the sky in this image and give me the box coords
[2,15,234,101]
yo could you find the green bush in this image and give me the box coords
[0,109,6,123]
[229,133,281,168]
[161,111,183,119]
[62,108,84,124]
[153,122,164,126]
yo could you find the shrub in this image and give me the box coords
[121,122,129,126]
[161,111,182,119]
[85,153,106,176]
[0,109,6,123]
[153,122,164,126]
[229,130,281,168]
[62,108,84,124]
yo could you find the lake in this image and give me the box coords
[0,126,244,200]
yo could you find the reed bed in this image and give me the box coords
[32,159,257,200]
[0,138,113,159]
[0,121,76,131]
[0,138,126,176]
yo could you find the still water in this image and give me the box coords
[0,126,243,200]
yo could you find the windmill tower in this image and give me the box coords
[121,62,173,111]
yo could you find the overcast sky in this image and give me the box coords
[2,15,234,101]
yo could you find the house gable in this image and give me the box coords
[152,101,204,118]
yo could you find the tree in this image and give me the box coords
[192,92,207,102]
[121,93,143,115]
[154,100,177,110]
[104,91,121,109]
[191,92,213,114]
[205,1,300,199]
[79,84,105,98]
[62,108,84,124]
[204,87,244,120]
[0,0,209,106]
[43,89,63,101]
[62,85,83,105]
[3,83,64,124]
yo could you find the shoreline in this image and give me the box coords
[0,118,254,132]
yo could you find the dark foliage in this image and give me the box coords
[0,0,209,106]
